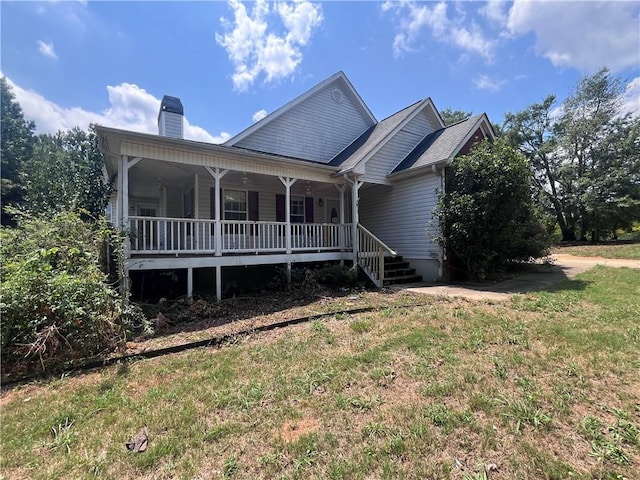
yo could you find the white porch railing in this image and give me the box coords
[291,223,351,251]
[357,224,397,288]
[129,216,352,255]
[129,216,216,254]
[221,221,287,252]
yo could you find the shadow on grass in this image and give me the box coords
[542,278,591,293]
[136,287,362,340]
[444,263,592,296]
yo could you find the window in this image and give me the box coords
[183,188,194,218]
[290,196,305,223]
[224,189,247,220]
[276,194,313,223]
[139,207,156,217]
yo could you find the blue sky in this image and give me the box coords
[2,1,639,143]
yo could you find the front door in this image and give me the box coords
[325,199,340,224]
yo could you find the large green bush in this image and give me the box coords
[434,139,550,280]
[1,211,142,377]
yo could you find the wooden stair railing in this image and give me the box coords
[357,224,397,288]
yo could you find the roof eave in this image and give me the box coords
[387,159,449,181]
[95,125,342,175]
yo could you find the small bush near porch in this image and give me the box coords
[2,266,639,479]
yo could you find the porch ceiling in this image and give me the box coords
[127,159,346,198]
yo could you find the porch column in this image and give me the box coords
[121,156,130,259]
[121,156,128,228]
[350,178,362,260]
[334,184,347,252]
[279,177,297,254]
[122,157,142,257]
[187,267,193,298]
[216,265,222,303]
[204,167,228,257]
[194,174,199,219]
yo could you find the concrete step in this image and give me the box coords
[384,274,423,286]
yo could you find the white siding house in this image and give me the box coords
[97,71,494,300]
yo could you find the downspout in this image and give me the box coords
[432,164,445,279]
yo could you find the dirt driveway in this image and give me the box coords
[396,254,640,301]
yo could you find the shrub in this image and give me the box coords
[434,139,550,280]
[0,211,143,377]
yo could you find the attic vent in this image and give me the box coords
[331,88,344,104]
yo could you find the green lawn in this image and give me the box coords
[555,242,640,259]
[2,266,639,480]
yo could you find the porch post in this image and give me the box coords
[122,156,130,256]
[120,155,129,232]
[194,174,199,219]
[216,265,222,302]
[204,167,228,257]
[351,179,362,261]
[115,157,122,226]
[278,177,297,254]
[187,267,193,298]
[334,184,347,251]
[119,155,131,296]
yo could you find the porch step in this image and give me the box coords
[383,256,422,286]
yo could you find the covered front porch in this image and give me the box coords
[99,126,394,300]
[116,154,359,257]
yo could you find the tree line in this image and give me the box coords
[441,68,639,247]
[1,77,110,227]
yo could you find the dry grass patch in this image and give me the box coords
[1,267,639,479]
[554,241,640,259]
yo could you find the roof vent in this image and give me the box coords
[158,95,184,138]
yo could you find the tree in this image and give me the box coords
[22,126,112,219]
[504,68,640,241]
[434,139,549,280]
[1,77,35,226]
[440,107,472,126]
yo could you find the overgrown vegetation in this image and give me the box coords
[2,267,639,479]
[0,211,145,378]
[270,263,360,292]
[435,139,550,280]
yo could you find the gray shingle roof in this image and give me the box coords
[392,114,484,173]
[329,100,425,170]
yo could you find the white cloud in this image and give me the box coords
[621,77,640,117]
[383,1,495,60]
[473,74,505,93]
[37,40,58,59]
[252,109,267,122]
[3,75,230,144]
[215,0,323,92]
[481,0,508,27]
[507,0,640,72]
